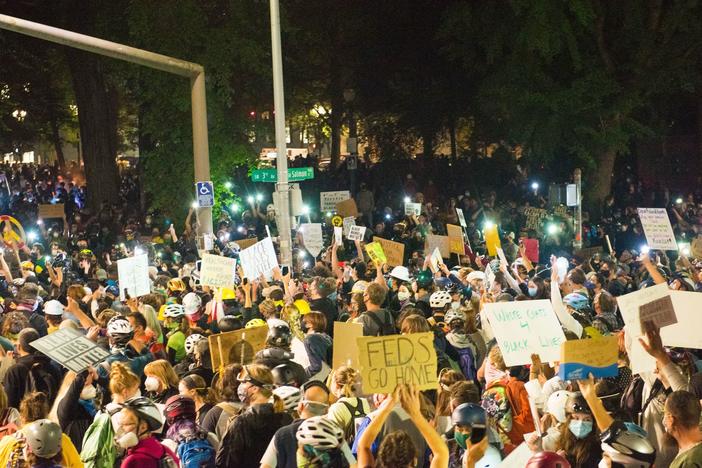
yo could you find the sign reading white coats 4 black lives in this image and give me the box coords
[31,328,110,374]
[357,332,437,393]
[196,181,214,208]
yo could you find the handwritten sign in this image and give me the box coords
[639,295,676,330]
[524,207,548,230]
[500,443,532,468]
[404,202,422,216]
[447,224,464,255]
[300,223,324,257]
[637,208,677,250]
[200,254,236,288]
[342,216,355,237]
[365,241,387,266]
[483,300,566,367]
[692,237,702,260]
[336,198,359,218]
[357,332,437,393]
[347,225,366,242]
[373,237,405,267]
[117,254,150,300]
[208,325,268,371]
[456,208,467,228]
[30,328,110,374]
[334,226,343,246]
[238,237,279,280]
[559,336,619,380]
[484,224,501,256]
[661,291,702,349]
[236,237,258,250]
[333,322,363,370]
[425,234,450,258]
[320,191,351,212]
[37,203,65,220]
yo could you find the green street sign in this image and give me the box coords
[251,167,314,183]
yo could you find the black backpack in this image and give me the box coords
[366,310,396,336]
[25,361,57,403]
[340,398,367,444]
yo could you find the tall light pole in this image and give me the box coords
[269,0,292,267]
[574,168,583,249]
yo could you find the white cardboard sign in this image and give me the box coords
[200,254,237,288]
[300,223,324,258]
[342,216,355,237]
[117,254,150,300]
[320,191,351,213]
[456,208,467,228]
[238,237,279,280]
[334,226,343,246]
[347,225,366,241]
[637,208,677,250]
[404,202,422,216]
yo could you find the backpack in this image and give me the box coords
[25,361,57,403]
[366,310,396,336]
[620,376,662,425]
[214,402,240,441]
[0,408,18,438]
[340,398,367,444]
[175,430,216,468]
[481,378,533,452]
[80,412,116,468]
[454,346,478,383]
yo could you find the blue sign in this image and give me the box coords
[195,181,214,208]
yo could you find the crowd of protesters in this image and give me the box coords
[0,160,697,467]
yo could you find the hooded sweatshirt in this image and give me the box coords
[121,436,178,468]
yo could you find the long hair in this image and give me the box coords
[181,374,216,406]
[557,414,600,466]
[145,359,179,390]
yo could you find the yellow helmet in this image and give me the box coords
[293,299,311,315]
[245,318,266,329]
[167,278,186,292]
[220,287,236,300]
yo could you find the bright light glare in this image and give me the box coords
[27,231,37,241]
[298,250,307,259]
[385,214,391,220]
[37,219,43,225]
[683,247,691,256]
[676,197,683,204]
[231,203,239,213]
[134,247,144,256]
[237,226,245,233]
[641,245,650,254]
[326,212,332,218]
[547,224,558,235]
[224,182,232,189]
[303,261,310,268]
[302,205,310,215]
[531,182,539,190]
[247,196,254,204]
[483,220,495,230]
[191,201,198,209]
[403,197,411,204]
[256,193,263,202]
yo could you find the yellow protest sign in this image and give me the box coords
[425,234,450,258]
[446,224,464,255]
[484,224,501,256]
[365,241,387,266]
[38,203,65,220]
[333,322,363,370]
[208,325,268,372]
[357,332,437,394]
[559,336,618,381]
[373,237,404,266]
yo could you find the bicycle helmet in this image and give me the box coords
[546,390,574,424]
[444,308,467,326]
[164,395,197,423]
[351,280,368,294]
[267,318,292,348]
[182,292,202,316]
[296,416,344,450]
[563,293,589,311]
[106,316,134,344]
[566,392,592,416]
[415,269,433,289]
[526,451,572,468]
[272,363,298,387]
[43,299,64,317]
[600,421,656,467]
[245,318,266,329]
[389,266,411,283]
[430,290,452,308]
[184,334,205,356]
[163,303,186,318]
[24,419,62,458]
[167,278,186,292]
[122,396,164,431]
[273,385,302,411]
[218,315,242,332]
[452,403,486,428]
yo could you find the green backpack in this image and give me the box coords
[80,412,116,468]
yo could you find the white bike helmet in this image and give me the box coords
[184,334,205,356]
[107,315,134,336]
[43,300,65,317]
[182,292,202,316]
[546,390,574,424]
[273,385,302,411]
[122,396,164,431]
[296,416,344,450]
[163,303,186,318]
[429,290,452,308]
[444,308,467,325]
[351,280,368,294]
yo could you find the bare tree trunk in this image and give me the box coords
[586,148,617,218]
[49,117,66,171]
[422,127,434,158]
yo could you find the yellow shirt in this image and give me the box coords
[0,426,83,467]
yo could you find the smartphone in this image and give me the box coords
[281,266,289,276]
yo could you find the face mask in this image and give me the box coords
[397,291,411,302]
[454,431,469,450]
[144,377,161,393]
[166,322,179,331]
[569,420,593,439]
[386,278,393,289]
[116,431,139,449]
[80,385,97,401]
[237,383,252,404]
[451,301,461,310]
[299,320,309,334]
[528,287,538,297]
[302,401,329,417]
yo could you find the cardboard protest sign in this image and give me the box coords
[559,336,619,380]
[553,205,568,218]
[334,227,343,246]
[320,191,351,212]
[30,328,110,373]
[483,299,566,367]
[575,246,603,260]
[347,225,366,241]
[520,238,539,263]
[365,241,387,266]
[425,234,450,258]
[333,322,363,370]
[692,237,702,260]
[484,224,501,256]
[300,223,324,257]
[524,207,548,230]
[208,325,268,371]
[661,291,702,349]
[456,208,467,228]
[617,283,670,374]
[38,203,65,219]
[117,254,150,300]
[238,237,279,280]
[637,208,677,250]
[484,262,495,291]
[404,202,422,216]
[342,216,355,237]
[500,443,533,468]
[373,237,405,267]
[639,295,676,330]
[446,224,464,255]
[336,198,359,218]
[236,237,258,250]
[357,332,437,394]
[199,254,236,288]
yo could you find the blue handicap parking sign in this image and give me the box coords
[196,181,214,208]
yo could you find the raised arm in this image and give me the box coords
[400,385,449,468]
[357,388,398,468]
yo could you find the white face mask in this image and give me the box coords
[144,377,161,393]
[397,291,411,302]
[116,431,139,449]
[80,385,97,401]
[450,301,461,310]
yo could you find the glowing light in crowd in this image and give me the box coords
[191,201,198,209]
[483,220,494,230]
[303,261,310,268]
[302,205,310,215]
[237,226,245,233]
[531,182,539,190]
[547,224,558,235]
[641,245,650,254]
[134,247,144,256]
[676,197,683,204]
[298,250,307,259]
[326,212,332,217]
[403,196,411,204]
[247,196,254,204]
[230,203,239,213]
[224,182,232,189]
[44,256,51,263]
[385,214,392,220]
[37,219,43,225]
[27,231,37,241]
[256,193,263,202]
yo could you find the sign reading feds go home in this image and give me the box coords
[483,299,566,367]
[31,328,110,374]
[357,332,437,393]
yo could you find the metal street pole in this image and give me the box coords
[269,0,293,267]
[0,14,213,239]
[574,168,583,249]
